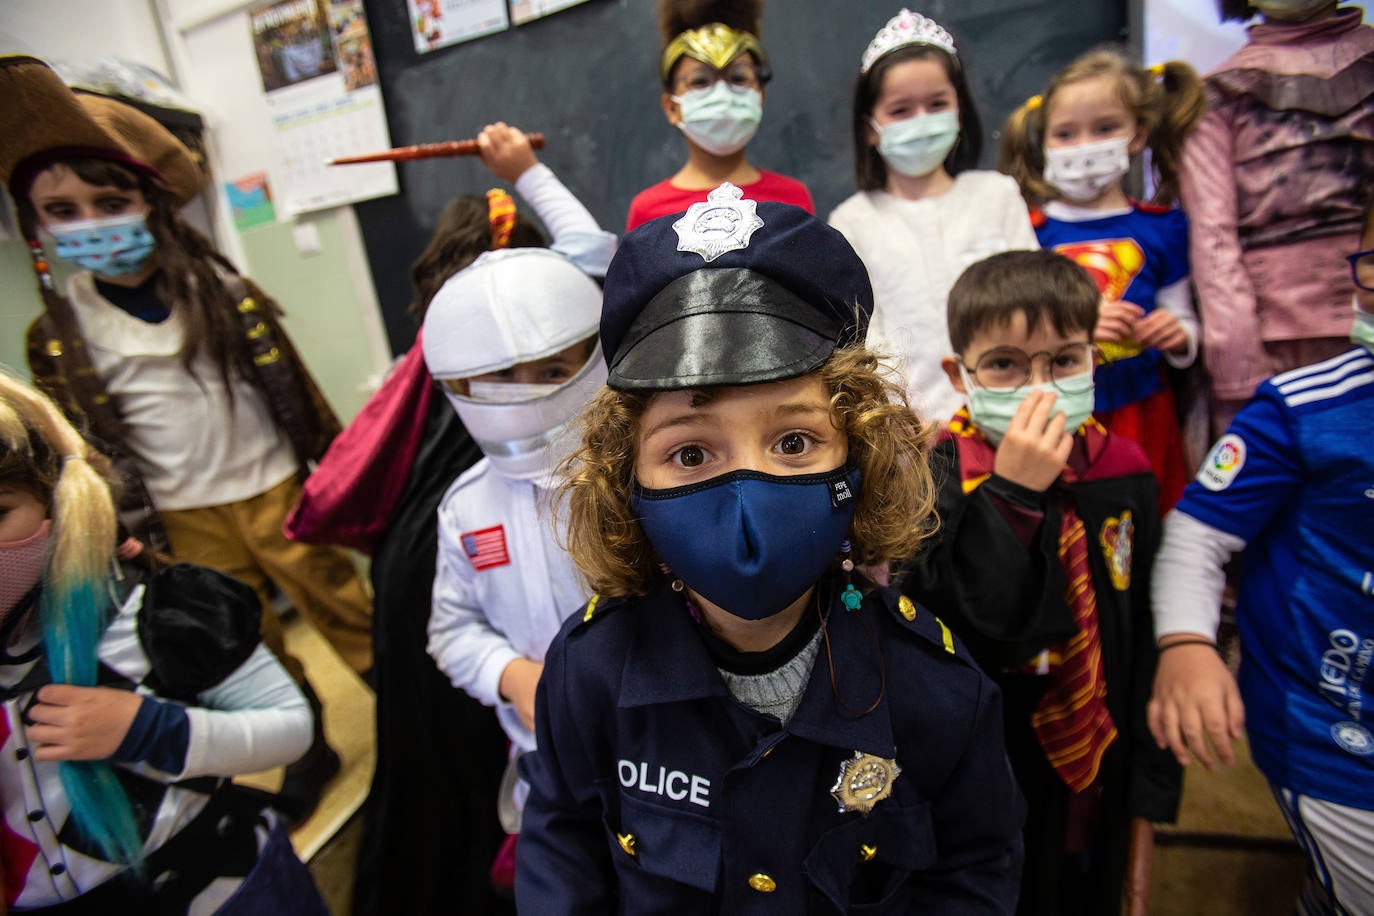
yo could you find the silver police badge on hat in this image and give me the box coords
[830,750,902,814]
[672,182,765,263]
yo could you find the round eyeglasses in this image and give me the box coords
[961,343,1097,393]
[1347,249,1374,292]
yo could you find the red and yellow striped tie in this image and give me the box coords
[1031,504,1118,792]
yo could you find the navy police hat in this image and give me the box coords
[601,183,873,390]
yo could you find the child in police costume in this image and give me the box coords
[1148,200,1374,915]
[423,247,607,876]
[900,250,1181,915]
[0,371,325,913]
[516,183,1024,913]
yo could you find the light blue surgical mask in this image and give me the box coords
[871,110,959,178]
[45,212,156,277]
[960,366,1096,443]
[673,82,763,156]
[1353,300,1374,353]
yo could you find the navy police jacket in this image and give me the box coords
[516,579,1025,913]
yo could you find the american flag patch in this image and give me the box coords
[461,525,510,571]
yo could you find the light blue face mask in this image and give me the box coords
[1353,300,1374,353]
[871,110,959,178]
[960,366,1096,443]
[45,212,156,277]
[673,82,763,156]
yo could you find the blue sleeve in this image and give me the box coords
[1174,385,1302,542]
[111,695,190,774]
[1157,208,1190,287]
[515,615,616,912]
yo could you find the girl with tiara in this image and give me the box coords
[516,187,1023,912]
[0,55,373,820]
[829,9,1038,425]
[625,0,814,230]
[1000,49,1206,510]
[0,369,325,913]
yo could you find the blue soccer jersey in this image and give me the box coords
[1175,347,1374,809]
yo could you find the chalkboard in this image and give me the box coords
[357,0,1128,353]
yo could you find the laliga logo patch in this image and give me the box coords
[1099,510,1133,591]
[673,182,765,263]
[1330,721,1374,757]
[1197,433,1246,492]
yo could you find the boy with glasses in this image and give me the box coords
[903,248,1181,915]
[1147,203,1374,915]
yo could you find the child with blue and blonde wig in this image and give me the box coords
[0,371,327,913]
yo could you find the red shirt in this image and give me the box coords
[625,170,815,231]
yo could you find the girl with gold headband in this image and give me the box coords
[625,0,814,230]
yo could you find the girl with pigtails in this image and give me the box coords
[1000,49,1207,510]
[0,370,326,913]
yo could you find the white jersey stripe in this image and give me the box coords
[1284,369,1374,408]
[1272,347,1367,389]
[1276,352,1372,397]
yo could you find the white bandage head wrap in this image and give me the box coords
[422,248,607,483]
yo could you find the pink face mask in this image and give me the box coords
[0,519,50,621]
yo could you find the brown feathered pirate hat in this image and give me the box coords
[0,55,202,208]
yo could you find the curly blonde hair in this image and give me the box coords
[558,346,938,596]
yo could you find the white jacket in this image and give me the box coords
[428,462,590,753]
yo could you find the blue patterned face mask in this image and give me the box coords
[45,212,156,277]
[633,464,861,619]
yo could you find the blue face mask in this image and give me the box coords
[632,464,861,620]
[45,212,156,277]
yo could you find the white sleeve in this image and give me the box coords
[427,508,521,711]
[1151,509,1247,640]
[178,644,313,779]
[1156,276,1200,369]
[514,163,617,278]
[1000,182,1040,251]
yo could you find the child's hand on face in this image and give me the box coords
[477,122,539,184]
[1133,308,1189,355]
[26,684,143,762]
[499,657,545,733]
[1094,297,1145,344]
[992,389,1075,492]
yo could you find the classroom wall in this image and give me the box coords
[0,0,389,423]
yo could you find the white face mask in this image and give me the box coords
[871,110,960,178]
[1252,0,1335,21]
[440,345,609,484]
[465,381,563,403]
[672,82,763,156]
[1043,136,1131,204]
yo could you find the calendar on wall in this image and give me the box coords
[249,0,396,215]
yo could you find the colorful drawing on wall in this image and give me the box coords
[406,0,509,54]
[251,0,338,92]
[226,173,277,230]
[509,0,590,26]
[246,0,398,215]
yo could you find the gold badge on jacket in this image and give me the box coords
[1099,510,1134,591]
[830,751,902,814]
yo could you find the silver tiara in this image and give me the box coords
[860,9,957,74]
